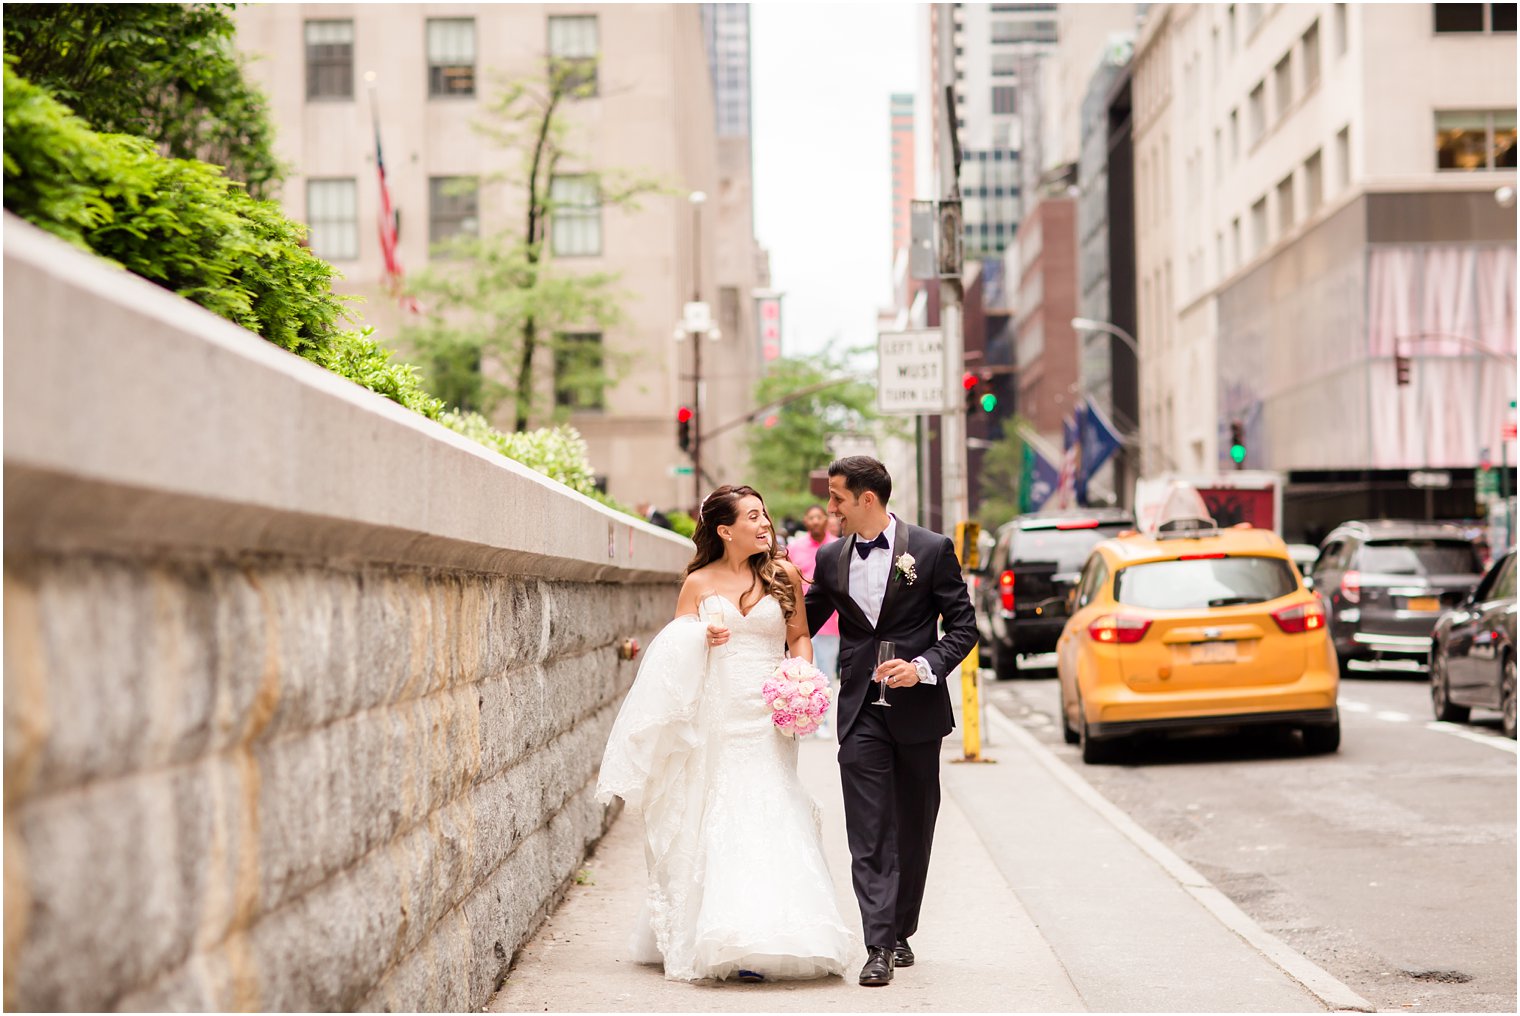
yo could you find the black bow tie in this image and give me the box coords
[855,533,889,558]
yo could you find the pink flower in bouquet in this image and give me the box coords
[772,710,796,730]
[789,694,810,713]
[794,718,818,736]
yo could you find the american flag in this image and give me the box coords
[1057,412,1080,508]
[372,110,420,313]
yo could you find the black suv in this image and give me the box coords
[1309,520,1485,670]
[975,508,1135,679]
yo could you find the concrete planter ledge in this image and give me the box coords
[2,214,691,583]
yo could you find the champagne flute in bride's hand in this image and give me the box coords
[873,641,895,708]
[701,594,737,659]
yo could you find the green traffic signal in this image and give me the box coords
[1230,442,1246,464]
[980,393,997,412]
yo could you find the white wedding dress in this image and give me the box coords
[596,594,854,982]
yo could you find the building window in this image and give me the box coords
[1437,110,1519,169]
[306,179,358,261]
[305,20,353,100]
[1336,126,1351,188]
[549,15,599,96]
[429,176,479,249]
[1305,149,1324,213]
[1231,216,1242,267]
[1250,196,1269,255]
[1434,3,1515,32]
[1276,174,1296,233]
[991,52,1018,76]
[1248,82,1266,142]
[991,85,1017,115]
[1230,108,1240,161]
[1274,54,1293,120]
[554,333,605,412]
[1303,21,1321,90]
[550,174,601,256]
[1213,128,1223,181]
[426,19,475,97]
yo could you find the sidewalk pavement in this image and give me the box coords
[489,697,1374,1013]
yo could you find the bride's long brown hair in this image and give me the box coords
[684,484,796,618]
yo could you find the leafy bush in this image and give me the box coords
[666,511,698,540]
[3,61,621,509]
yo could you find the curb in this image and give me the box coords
[984,702,1377,1013]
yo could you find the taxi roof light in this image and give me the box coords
[1149,482,1220,540]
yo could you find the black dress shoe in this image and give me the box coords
[859,946,894,986]
[893,938,915,968]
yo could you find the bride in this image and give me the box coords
[596,484,855,982]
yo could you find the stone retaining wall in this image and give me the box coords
[3,218,689,1010]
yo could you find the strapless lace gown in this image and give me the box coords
[597,594,854,982]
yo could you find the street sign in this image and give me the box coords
[910,201,937,280]
[755,292,782,362]
[1410,470,1451,489]
[670,465,694,476]
[827,432,877,459]
[682,301,711,334]
[1478,466,1501,499]
[877,329,948,415]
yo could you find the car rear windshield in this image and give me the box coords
[1013,525,1130,572]
[1114,556,1299,610]
[1356,540,1480,576]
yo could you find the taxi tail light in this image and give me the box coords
[1055,520,1101,530]
[1340,570,1361,604]
[999,570,1015,611]
[1088,614,1152,644]
[1272,601,1326,634]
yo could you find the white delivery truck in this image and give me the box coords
[1133,471,1285,535]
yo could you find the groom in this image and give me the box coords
[804,456,978,987]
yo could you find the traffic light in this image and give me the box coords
[963,370,998,412]
[677,405,693,452]
[1395,353,1411,386]
[1228,420,1246,468]
[979,389,998,413]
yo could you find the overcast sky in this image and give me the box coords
[751,3,922,363]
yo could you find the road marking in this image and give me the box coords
[1339,700,1371,713]
[1374,710,1411,723]
[984,704,1376,1013]
[1425,721,1518,755]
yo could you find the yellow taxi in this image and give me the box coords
[1055,486,1340,763]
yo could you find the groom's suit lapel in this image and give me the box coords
[875,517,913,631]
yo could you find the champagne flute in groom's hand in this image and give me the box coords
[873,641,895,708]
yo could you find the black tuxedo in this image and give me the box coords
[804,516,978,949]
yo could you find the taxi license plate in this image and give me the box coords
[1406,596,1440,612]
[1191,641,1238,664]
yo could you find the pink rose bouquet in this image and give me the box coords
[762,657,831,737]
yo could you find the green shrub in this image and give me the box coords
[666,511,697,540]
[3,61,623,511]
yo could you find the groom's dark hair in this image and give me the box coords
[829,456,891,505]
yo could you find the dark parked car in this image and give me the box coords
[1430,549,1516,738]
[975,509,1135,679]
[1310,521,1485,670]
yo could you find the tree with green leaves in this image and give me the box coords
[403,62,665,431]
[3,3,284,198]
[746,353,884,522]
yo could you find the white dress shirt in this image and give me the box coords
[849,514,938,685]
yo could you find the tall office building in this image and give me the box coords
[1132,3,1516,535]
[930,2,1059,260]
[233,5,763,510]
[701,4,752,139]
[890,93,918,313]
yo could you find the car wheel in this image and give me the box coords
[1502,655,1516,741]
[1301,721,1340,754]
[992,641,1019,681]
[1078,699,1119,764]
[1429,647,1470,724]
[1058,685,1079,745]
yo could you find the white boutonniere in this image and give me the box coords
[894,552,917,586]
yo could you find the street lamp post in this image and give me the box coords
[676,190,721,507]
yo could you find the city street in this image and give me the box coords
[986,668,1518,1013]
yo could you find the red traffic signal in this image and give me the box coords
[962,371,979,391]
[676,405,694,424]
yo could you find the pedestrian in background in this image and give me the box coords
[789,504,840,737]
[636,501,674,531]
